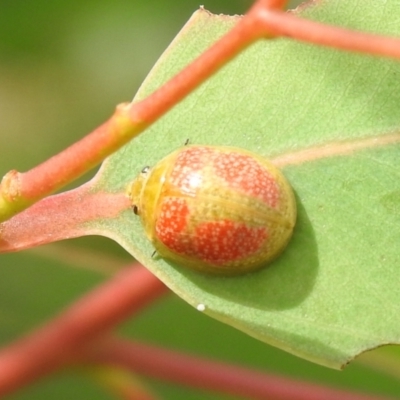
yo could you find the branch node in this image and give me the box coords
[1,170,21,202]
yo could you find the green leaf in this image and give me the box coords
[89,2,400,368]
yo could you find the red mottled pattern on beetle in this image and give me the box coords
[156,197,268,265]
[194,220,268,265]
[170,147,279,208]
[155,197,190,254]
[213,152,279,208]
[170,146,213,193]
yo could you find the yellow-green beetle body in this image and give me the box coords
[128,145,296,275]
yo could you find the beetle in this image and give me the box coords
[128,145,296,275]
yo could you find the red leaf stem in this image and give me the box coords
[0,182,130,253]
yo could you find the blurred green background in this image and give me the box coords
[1,0,399,399]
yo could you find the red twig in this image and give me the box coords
[88,337,395,400]
[0,265,168,396]
[129,5,265,127]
